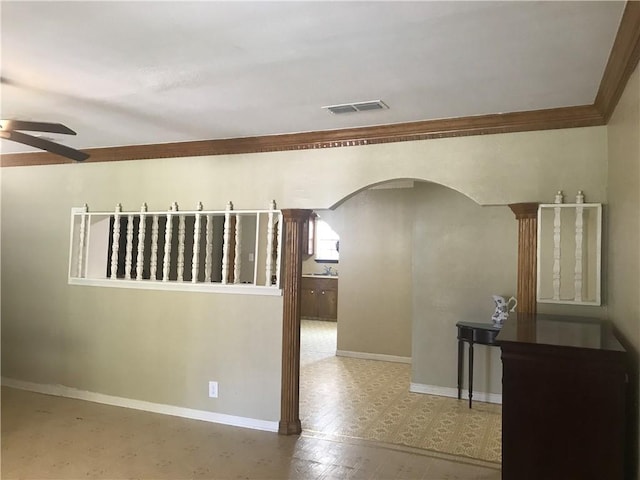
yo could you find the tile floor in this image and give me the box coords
[300,320,501,464]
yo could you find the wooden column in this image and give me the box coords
[279,208,311,435]
[509,203,539,314]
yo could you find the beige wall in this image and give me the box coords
[1,125,607,212]
[331,186,414,358]
[329,181,517,393]
[0,166,284,422]
[1,125,609,423]
[607,63,640,353]
[607,63,640,474]
[411,183,516,393]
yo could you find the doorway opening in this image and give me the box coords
[292,180,505,465]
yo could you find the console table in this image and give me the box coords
[497,314,628,480]
[456,321,501,408]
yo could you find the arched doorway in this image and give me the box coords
[280,180,535,434]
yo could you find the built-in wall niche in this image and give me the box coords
[537,191,602,305]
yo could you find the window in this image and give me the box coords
[314,219,339,262]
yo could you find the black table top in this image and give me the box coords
[456,321,501,331]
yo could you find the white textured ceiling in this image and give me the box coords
[0,1,626,154]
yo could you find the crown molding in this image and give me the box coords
[0,105,604,167]
[594,0,640,122]
[4,1,639,168]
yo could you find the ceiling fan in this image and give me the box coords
[0,119,89,162]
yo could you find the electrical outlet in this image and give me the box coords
[208,381,218,398]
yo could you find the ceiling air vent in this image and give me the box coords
[323,100,388,115]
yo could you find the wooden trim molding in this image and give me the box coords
[509,203,539,315]
[594,0,640,122]
[279,208,311,435]
[0,105,604,167]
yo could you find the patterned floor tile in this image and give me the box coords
[300,320,502,464]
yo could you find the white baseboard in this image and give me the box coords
[410,382,502,405]
[1,377,279,432]
[336,350,411,364]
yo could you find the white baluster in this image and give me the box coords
[265,200,275,286]
[77,204,88,278]
[124,214,134,279]
[150,215,159,280]
[204,214,213,282]
[110,203,122,279]
[177,212,186,281]
[552,191,563,300]
[554,190,564,204]
[136,203,147,280]
[574,191,585,301]
[221,202,233,285]
[163,202,178,281]
[234,213,242,284]
[253,211,260,285]
[192,202,203,283]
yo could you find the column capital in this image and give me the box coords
[510,205,538,314]
[509,202,539,219]
[281,209,312,222]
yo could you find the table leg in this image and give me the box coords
[468,341,474,409]
[457,337,463,400]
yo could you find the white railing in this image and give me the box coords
[537,190,602,305]
[69,201,283,295]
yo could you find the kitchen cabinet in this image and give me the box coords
[301,276,338,320]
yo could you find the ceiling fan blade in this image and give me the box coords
[1,120,77,135]
[1,130,89,161]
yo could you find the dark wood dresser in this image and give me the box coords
[497,314,628,480]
